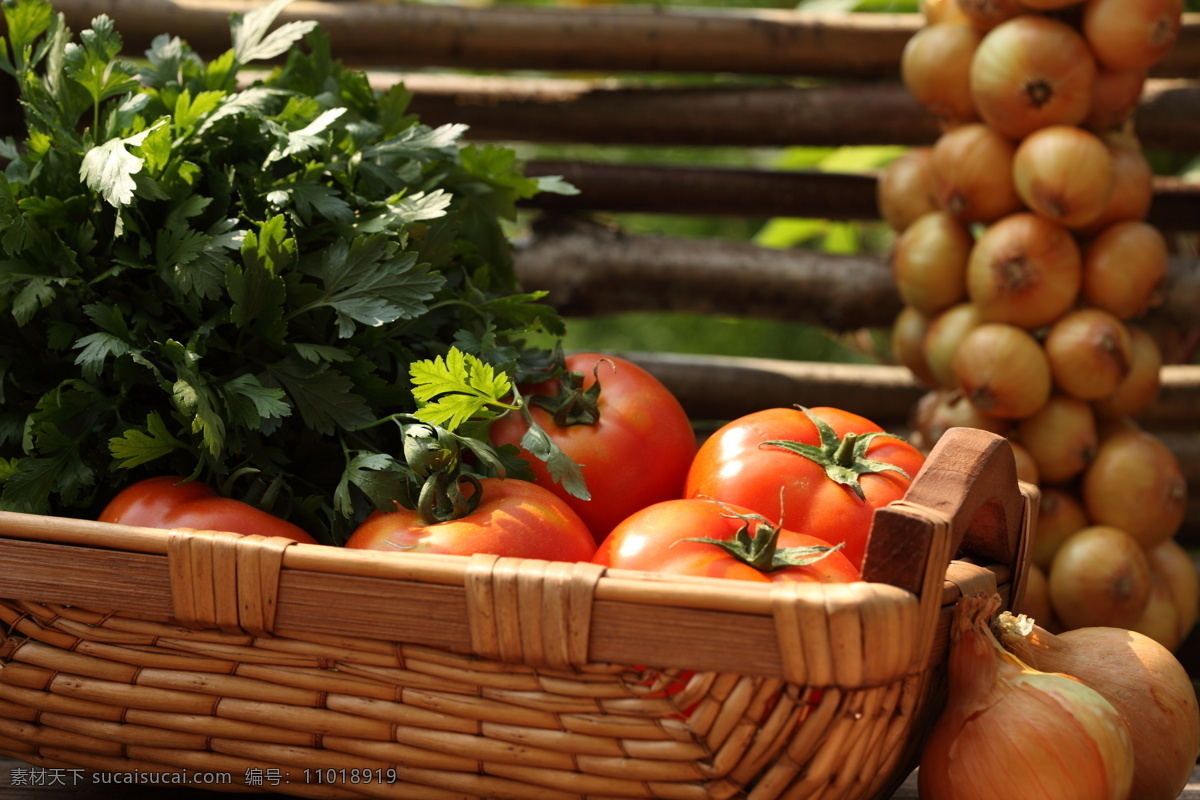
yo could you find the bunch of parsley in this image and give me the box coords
[0,0,574,540]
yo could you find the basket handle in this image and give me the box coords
[861,426,1032,600]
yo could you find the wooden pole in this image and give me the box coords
[519,160,1200,234]
[514,222,1200,330]
[401,74,1200,152]
[27,1,1200,79]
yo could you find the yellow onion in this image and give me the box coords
[1083,0,1183,72]
[1007,438,1040,484]
[1042,307,1133,402]
[1078,132,1155,233]
[952,322,1051,419]
[957,0,1024,30]
[877,147,939,233]
[1082,427,1187,550]
[923,301,984,390]
[1014,562,1057,629]
[890,210,973,316]
[1085,66,1148,131]
[930,122,1021,223]
[919,594,1134,800]
[923,0,971,23]
[1014,393,1097,484]
[966,212,1082,330]
[1048,524,1151,629]
[892,305,937,387]
[1031,487,1089,572]
[902,21,984,128]
[913,387,1010,447]
[1142,538,1200,649]
[969,15,1097,140]
[1094,324,1163,418]
[1012,124,1115,230]
[1081,220,1168,320]
[995,612,1200,800]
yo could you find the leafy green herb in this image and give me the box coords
[0,0,574,541]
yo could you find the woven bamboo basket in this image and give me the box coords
[0,426,1035,800]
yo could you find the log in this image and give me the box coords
[515,221,1200,329]
[519,160,1200,233]
[402,74,1200,153]
[24,1,1200,80]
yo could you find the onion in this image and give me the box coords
[902,22,983,128]
[953,322,1052,419]
[1020,0,1084,8]
[970,15,1097,140]
[1082,428,1188,550]
[966,212,1082,330]
[1012,125,1115,230]
[913,387,1011,447]
[923,0,971,22]
[929,123,1021,223]
[923,301,984,389]
[920,594,1134,800]
[1082,0,1183,72]
[995,612,1200,800]
[1078,132,1155,233]
[1094,324,1163,418]
[1144,537,1200,648]
[890,211,973,316]
[1042,308,1132,401]
[1081,220,1168,320]
[1085,66,1149,131]
[1015,562,1057,629]
[956,0,1024,30]
[1014,394,1097,484]
[1032,487,1089,572]
[892,305,937,387]
[877,147,939,233]
[1048,524,1151,629]
[1008,438,1040,485]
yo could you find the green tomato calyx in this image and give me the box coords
[760,406,912,501]
[528,352,614,427]
[678,503,841,574]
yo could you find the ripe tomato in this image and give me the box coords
[684,406,925,572]
[489,352,697,545]
[343,477,597,562]
[99,476,319,544]
[592,498,860,583]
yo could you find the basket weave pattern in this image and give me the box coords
[0,428,1034,800]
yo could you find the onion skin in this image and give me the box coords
[952,322,1052,419]
[920,594,1134,800]
[1082,0,1183,72]
[1094,324,1163,418]
[890,211,972,316]
[1082,220,1169,320]
[994,615,1200,800]
[969,15,1097,140]
[1082,428,1187,550]
[878,147,939,233]
[1014,394,1097,484]
[1012,125,1115,230]
[1042,307,1132,402]
[1031,487,1089,572]
[1049,524,1151,630]
[902,22,983,128]
[930,123,1021,223]
[966,213,1082,330]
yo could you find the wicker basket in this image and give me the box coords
[0,426,1034,800]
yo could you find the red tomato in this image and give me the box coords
[343,477,597,562]
[489,352,697,545]
[592,498,860,583]
[684,406,925,572]
[99,476,319,544]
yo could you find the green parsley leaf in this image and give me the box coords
[109,412,189,468]
[410,348,515,431]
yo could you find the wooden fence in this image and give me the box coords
[1,0,1199,539]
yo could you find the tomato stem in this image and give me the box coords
[528,355,612,427]
[679,504,840,573]
[760,406,913,501]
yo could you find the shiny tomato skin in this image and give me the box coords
[592,498,860,583]
[489,353,698,545]
[684,407,925,572]
[99,476,319,544]
[343,477,598,562]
